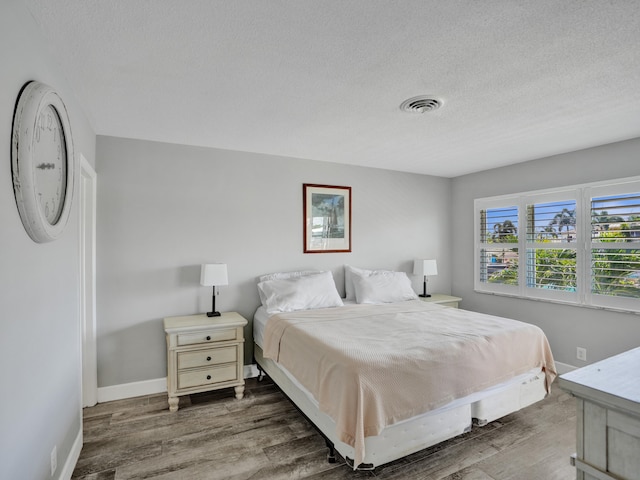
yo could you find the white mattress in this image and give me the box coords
[254,342,546,468]
[253,305,541,418]
[252,305,272,350]
[252,305,547,468]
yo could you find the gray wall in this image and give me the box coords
[96,136,452,387]
[6,6,639,478]
[452,138,640,368]
[0,1,96,478]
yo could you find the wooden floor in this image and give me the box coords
[72,377,577,480]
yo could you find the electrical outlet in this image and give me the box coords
[577,347,587,362]
[50,445,57,476]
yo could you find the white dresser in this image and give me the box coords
[164,311,247,412]
[558,347,640,480]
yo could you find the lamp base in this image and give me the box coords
[419,278,431,298]
[207,287,221,317]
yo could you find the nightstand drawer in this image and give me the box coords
[177,328,237,346]
[177,346,237,370]
[177,363,239,390]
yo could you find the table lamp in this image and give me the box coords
[200,263,228,317]
[413,259,438,298]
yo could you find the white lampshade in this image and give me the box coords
[200,263,228,286]
[413,259,438,277]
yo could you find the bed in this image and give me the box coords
[253,268,556,470]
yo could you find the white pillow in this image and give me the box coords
[344,265,390,301]
[257,270,320,305]
[257,271,344,314]
[258,270,320,283]
[352,271,418,304]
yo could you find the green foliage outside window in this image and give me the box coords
[592,224,640,298]
[485,211,639,296]
[530,248,576,291]
[487,262,518,285]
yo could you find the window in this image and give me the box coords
[478,206,519,288]
[475,177,640,312]
[588,187,640,311]
[525,198,577,298]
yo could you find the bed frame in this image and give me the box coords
[254,344,547,470]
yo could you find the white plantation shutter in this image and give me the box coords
[524,195,578,303]
[588,182,640,310]
[475,176,640,313]
[476,201,519,294]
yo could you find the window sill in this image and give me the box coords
[473,289,640,316]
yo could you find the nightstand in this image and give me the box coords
[419,294,462,308]
[164,311,247,412]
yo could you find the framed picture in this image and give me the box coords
[303,183,352,253]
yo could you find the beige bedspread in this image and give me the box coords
[263,300,556,467]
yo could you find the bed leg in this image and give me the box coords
[256,363,266,382]
[325,439,336,463]
[345,457,375,471]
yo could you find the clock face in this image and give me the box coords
[11,81,75,243]
[33,105,67,225]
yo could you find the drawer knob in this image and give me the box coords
[206,375,212,380]
[206,335,211,341]
[206,356,212,361]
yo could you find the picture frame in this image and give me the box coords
[303,183,352,253]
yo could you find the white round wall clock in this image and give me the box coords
[11,81,75,243]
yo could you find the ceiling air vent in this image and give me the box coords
[400,96,442,114]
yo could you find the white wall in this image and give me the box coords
[452,138,640,368]
[96,135,452,387]
[0,1,96,478]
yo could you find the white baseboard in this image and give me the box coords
[97,365,260,403]
[59,428,82,480]
[554,361,577,375]
[98,377,167,403]
[245,363,260,378]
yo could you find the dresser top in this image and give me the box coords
[558,346,640,415]
[164,311,247,332]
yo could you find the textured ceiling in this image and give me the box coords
[23,0,640,177]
